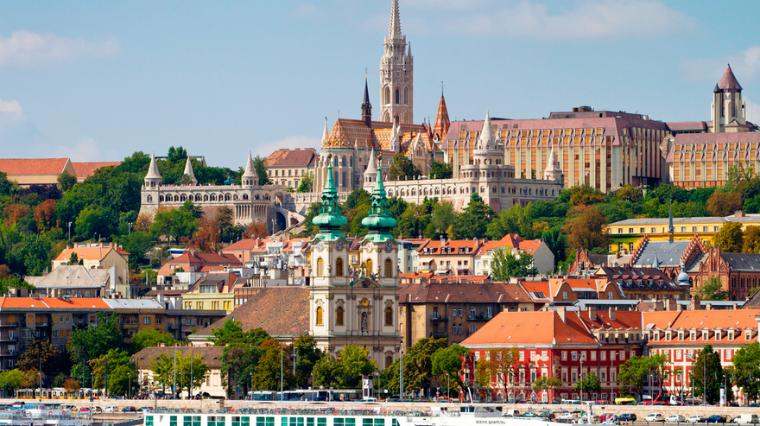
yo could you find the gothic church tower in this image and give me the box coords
[379,0,413,125]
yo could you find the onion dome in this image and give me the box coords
[362,155,396,242]
[313,157,347,241]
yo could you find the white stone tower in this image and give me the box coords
[379,0,413,125]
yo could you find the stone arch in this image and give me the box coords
[384,258,393,278]
[336,305,345,326]
[384,305,393,326]
[335,257,344,277]
[158,195,164,202]
[316,257,324,277]
[315,306,323,326]
[180,194,187,201]
[243,194,249,200]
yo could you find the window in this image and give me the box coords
[209,417,225,426]
[385,306,393,326]
[336,258,344,277]
[184,417,201,426]
[365,259,373,274]
[384,258,393,278]
[147,416,154,426]
[170,416,178,426]
[336,306,344,326]
[143,317,151,325]
[316,258,324,277]
[233,417,250,426]
[315,306,323,326]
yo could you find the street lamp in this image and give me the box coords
[67,222,72,243]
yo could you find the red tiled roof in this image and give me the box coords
[579,310,641,330]
[0,158,70,176]
[717,64,742,91]
[674,131,760,145]
[264,148,316,168]
[71,161,121,180]
[223,238,267,252]
[418,239,481,255]
[476,234,543,256]
[55,244,129,262]
[400,282,531,304]
[644,309,760,346]
[462,310,596,347]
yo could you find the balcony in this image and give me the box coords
[467,313,493,322]
[430,314,448,323]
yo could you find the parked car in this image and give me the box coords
[103,405,117,414]
[78,407,92,415]
[618,413,637,422]
[666,415,686,423]
[688,416,705,423]
[646,413,665,422]
[122,406,137,413]
[733,414,759,425]
[705,416,728,423]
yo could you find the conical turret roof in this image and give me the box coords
[242,153,256,178]
[717,64,742,91]
[364,149,377,177]
[321,117,329,146]
[183,156,197,184]
[433,91,450,139]
[478,112,493,149]
[145,154,162,180]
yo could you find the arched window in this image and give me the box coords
[315,306,323,326]
[403,87,408,105]
[384,258,393,278]
[365,259,373,275]
[385,355,393,369]
[316,257,324,277]
[336,306,344,326]
[336,258,344,277]
[385,306,393,326]
[395,89,400,105]
[146,195,153,203]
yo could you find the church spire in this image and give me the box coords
[388,0,402,39]
[321,117,329,146]
[145,154,162,181]
[182,156,197,185]
[313,156,348,241]
[361,74,372,127]
[433,84,450,140]
[362,155,396,242]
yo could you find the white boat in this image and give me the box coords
[144,405,568,426]
[0,403,93,426]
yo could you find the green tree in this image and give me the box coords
[691,345,723,404]
[715,222,743,252]
[151,351,208,398]
[0,369,34,396]
[429,161,452,179]
[575,372,601,392]
[0,275,34,296]
[251,339,294,391]
[707,191,743,217]
[297,173,313,193]
[312,354,340,388]
[381,338,448,395]
[430,202,456,237]
[618,354,668,398]
[16,340,69,382]
[69,313,123,386]
[57,173,77,192]
[131,328,178,352]
[431,344,468,395]
[742,226,760,253]
[117,231,153,270]
[695,276,728,300]
[253,156,271,185]
[75,206,114,240]
[292,335,322,388]
[314,345,375,389]
[733,342,760,404]
[490,249,537,281]
[89,349,137,397]
[150,202,200,243]
[388,154,420,180]
[563,206,608,253]
[478,347,519,398]
[452,193,493,239]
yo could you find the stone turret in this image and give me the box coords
[543,146,563,183]
[364,149,378,187]
[182,156,197,185]
[242,153,257,187]
[144,154,162,188]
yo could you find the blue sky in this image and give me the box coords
[0,0,759,167]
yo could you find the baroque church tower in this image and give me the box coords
[379,0,413,125]
[310,156,400,368]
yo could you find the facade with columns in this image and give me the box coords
[139,154,298,231]
[309,157,400,368]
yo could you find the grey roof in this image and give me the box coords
[26,265,109,289]
[103,299,163,310]
[633,241,689,268]
[721,253,760,272]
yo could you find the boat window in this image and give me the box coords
[170,416,178,426]
[374,420,385,426]
[234,417,251,426]
[318,418,327,426]
[146,416,154,426]
[364,419,373,426]
[307,419,315,426]
[184,417,201,426]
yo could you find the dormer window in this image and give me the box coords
[702,330,708,340]
[715,329,722,340]
[678,331,685,341]
[745,328,752,340]
[689,330,696,341]
[728,329,735,341]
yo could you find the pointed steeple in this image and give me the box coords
[242,152,256,187]
[321,117,330,146]
[362,155,396,242]
[313,156,348,241]
[433,86,450,140]
[183,156,197,185]
[717,63,742,91]
[145,154,162,182]
[361,75,372,127]
[365,149,378,177]
[387,0,402,40]
[543,145,562,182]
[477,112,493,149]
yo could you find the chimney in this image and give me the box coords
[735,210,744,218]
[608,307,616,321]
[665,299,671,311]
[588,305,598,321]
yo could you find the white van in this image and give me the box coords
[103,405,117,414]
[733,414,759,425]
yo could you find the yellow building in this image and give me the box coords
[181,271,237,313]
[606,211,760,254]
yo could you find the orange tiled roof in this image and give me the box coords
[579,310,641,330]
[322,118,431,151]
[418,239,481,255]
[644,309,760,346]
[0,297,110,310]
[55,244,128,262]
[520,280,551,301]
[462,310,596,347]
[0,158,70,176]
[71,161,121,180]
[264,149,316,168]
[223,238,268,252]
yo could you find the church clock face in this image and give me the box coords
[317,241,325,251]
[336,240,344,251]
[384,241,393,253]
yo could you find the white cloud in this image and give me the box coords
[404,0,485,10]
[0,99,23,120]
[0,31,119,66]
[254,135,320,157]
[446,0,695,39]
[736,46,760,78]
[683,46,760,84]
[746,98,760,125]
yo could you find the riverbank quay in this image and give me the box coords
[1,400,757,419]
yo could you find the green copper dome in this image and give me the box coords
[362,155,396,242]
[313,158,347,241]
